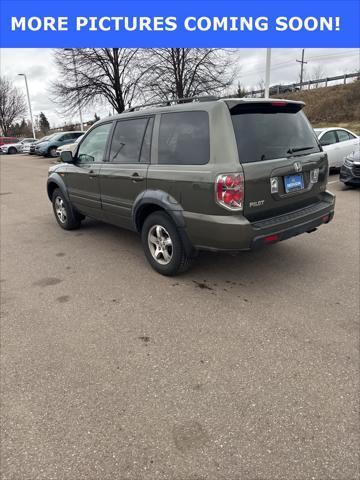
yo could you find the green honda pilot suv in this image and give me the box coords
[47,97,335,275]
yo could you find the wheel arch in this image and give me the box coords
[132,190,194,257]
[132,190,186,232]
[47,173,69,202]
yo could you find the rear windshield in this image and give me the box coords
[231,103,320,163]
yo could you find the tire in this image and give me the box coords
[141,211,192,276]
[52,188,82,230]
[48,147,57,158]
[8,147,17,154]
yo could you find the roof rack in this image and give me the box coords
[126,95,219,112]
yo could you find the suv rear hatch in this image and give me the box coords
[227,100,327,222]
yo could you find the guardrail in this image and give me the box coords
[246,72,359,97]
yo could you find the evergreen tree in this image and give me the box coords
[39,112,50,134]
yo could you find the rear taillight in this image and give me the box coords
[215,173,244,211]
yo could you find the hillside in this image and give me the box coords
[277,82,360,134]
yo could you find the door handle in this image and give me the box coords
[131,172,144,182]
[88,169,98,178]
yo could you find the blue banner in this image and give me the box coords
[0,0,359,48]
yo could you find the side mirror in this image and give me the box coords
[60,150,74,163]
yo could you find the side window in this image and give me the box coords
[337,130,351,142]
[71,132,84,140]
[77,123,112,164]
[61,133,72,141]
[320,131,337,146]
[140,117,154,163]
[109,118,148,163]
[158,111,210,165]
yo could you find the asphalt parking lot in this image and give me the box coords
[1,154,359,480]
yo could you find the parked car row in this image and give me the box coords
[1,122,358,187]
[29,131,84,157]
[0,131,84,157]
[0,137,36,154]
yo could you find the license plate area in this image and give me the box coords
[284,174,304,193]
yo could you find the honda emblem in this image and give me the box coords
[294,161,302,173]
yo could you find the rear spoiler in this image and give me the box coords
[224,98,305,110]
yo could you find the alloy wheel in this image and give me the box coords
[147,225,173,265]
[55,196,67,224]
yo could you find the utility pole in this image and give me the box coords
[296,49,307,90]
[64,48,84,131]
[17,74,36,139]
[264,48,271,97]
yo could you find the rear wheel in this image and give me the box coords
[52,188,82,230]
[141,212,192,276]
[8,147,17,154]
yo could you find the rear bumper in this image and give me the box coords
[184,191,335,251]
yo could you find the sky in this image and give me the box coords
[1,48,359,128]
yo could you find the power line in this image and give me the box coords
[238,50,359,79]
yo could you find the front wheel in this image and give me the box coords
[8,147,17,154]
[141,212,192,276]
[52,188,82,230]
[48,147,58,158]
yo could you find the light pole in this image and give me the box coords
[264,48,272,98]
[64,48,84,131]
[17,74,36,139]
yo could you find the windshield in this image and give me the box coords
[231,103,320,163]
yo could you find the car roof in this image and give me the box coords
[94,97,305,124]
[315,127,357,136]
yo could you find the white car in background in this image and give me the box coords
[0,138,36,154]
[314,128,359,169]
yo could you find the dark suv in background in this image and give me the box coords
[47,97,335,275]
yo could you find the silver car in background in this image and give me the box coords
[0,138,36,154]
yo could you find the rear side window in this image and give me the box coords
[61,133,74,141]
[158,111,209,165]
[336,130,352,142]
[110,117,149,163]
[231,103,320,163]
[71,132,84,140]
[320,131,337,146]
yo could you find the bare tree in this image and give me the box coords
[0,77,27,136]
[257,79,265,92]
[51,49,148,114]
[141,49,235,101]
[311,65,326,88]
[297,68,308,88]
[234,81,247,98]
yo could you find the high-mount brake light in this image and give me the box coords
[215,173,244,211]
[271,101,287,107]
